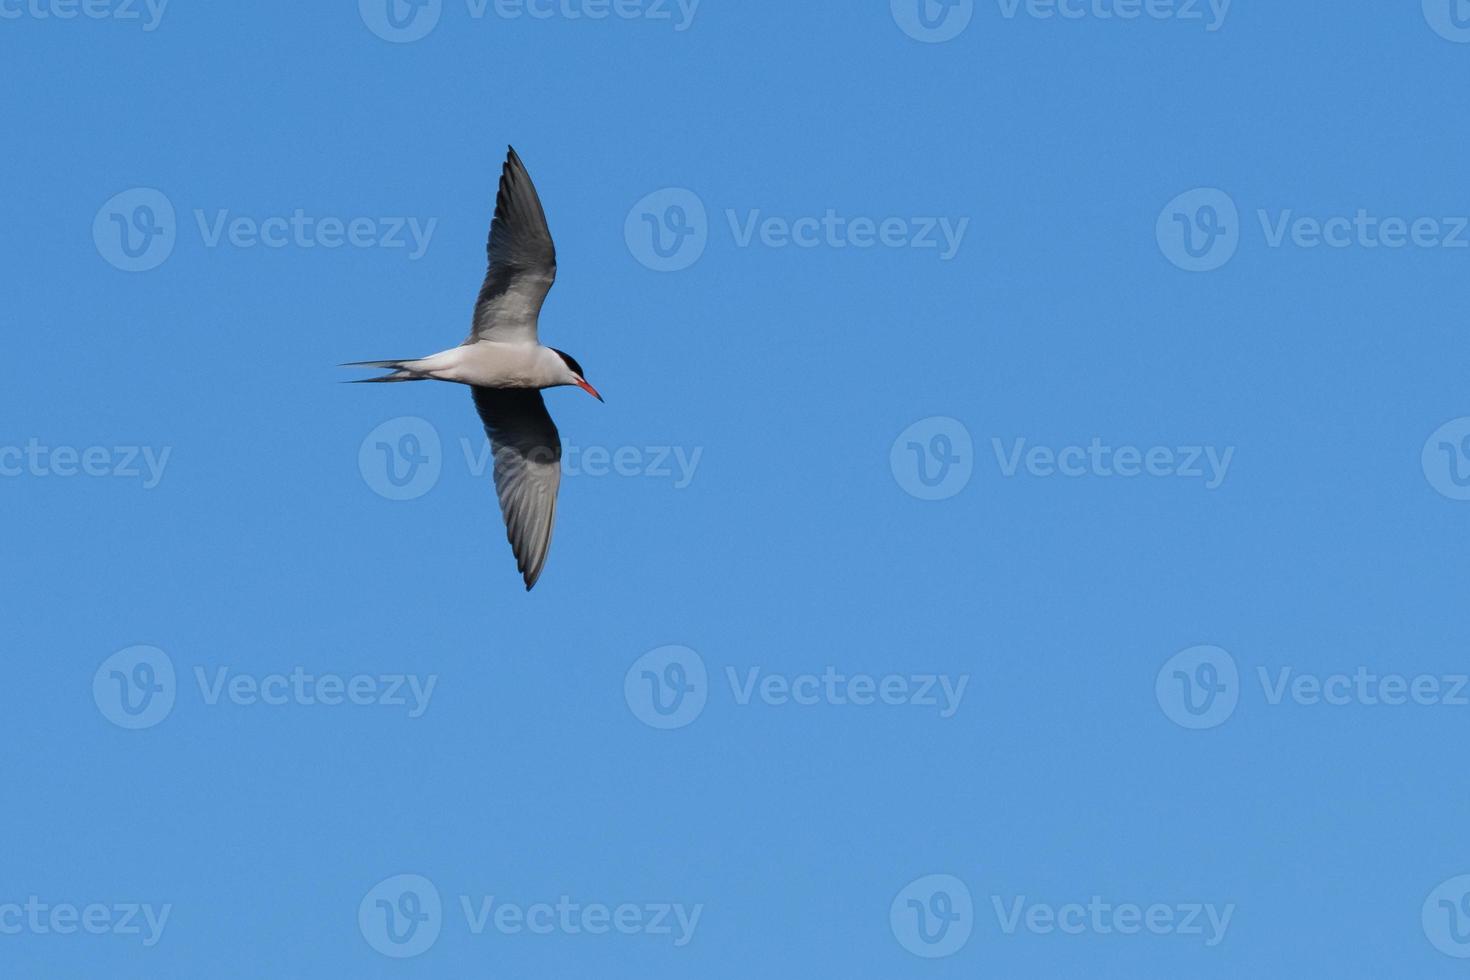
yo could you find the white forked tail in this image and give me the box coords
[340,359,429,383]
[342,346,482,384]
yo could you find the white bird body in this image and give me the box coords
[395,341,577,389]
[344,147,601,590]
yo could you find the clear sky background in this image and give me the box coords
[5,1,1470,976]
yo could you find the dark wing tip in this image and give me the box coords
[521,555,544,590]
[519,536,548,589]
[493,146,533,221]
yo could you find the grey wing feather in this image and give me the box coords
[472,386,562,590]
[468,146,557,345]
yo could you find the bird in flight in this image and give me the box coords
[345,146,601,590]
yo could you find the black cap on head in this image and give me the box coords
[550,348,585,377]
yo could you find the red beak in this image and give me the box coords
[575,378,604,402]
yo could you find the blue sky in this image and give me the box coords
[5,1,1470,976]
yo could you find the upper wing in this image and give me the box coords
[468,146,557,345]
[471,386,562,590]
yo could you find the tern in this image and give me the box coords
[344,147,601,590]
